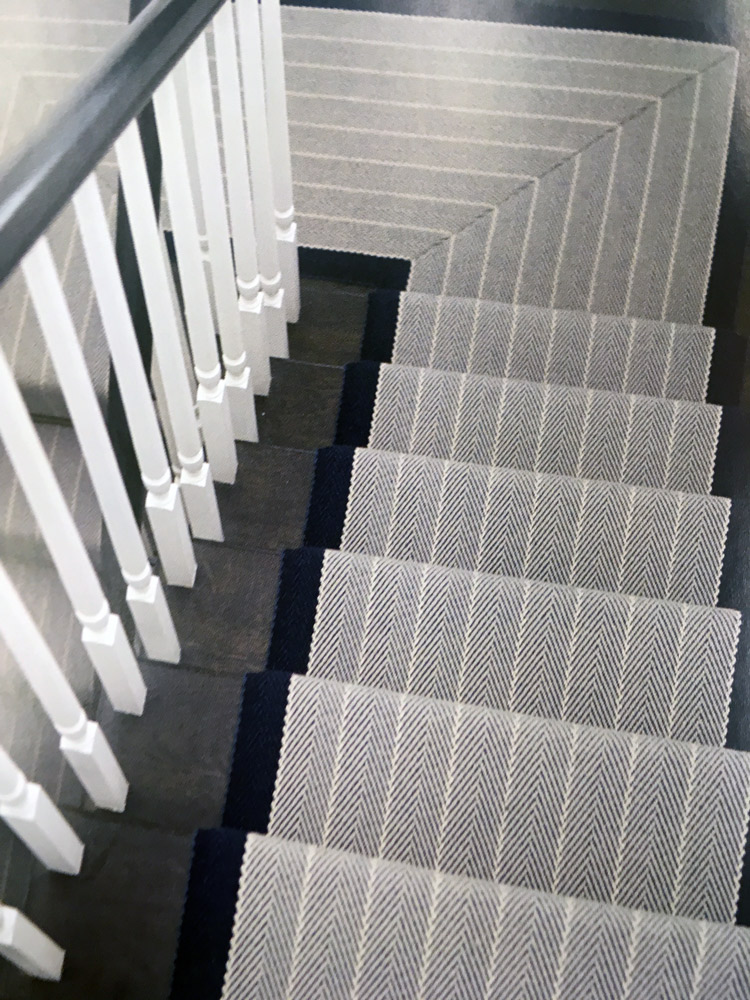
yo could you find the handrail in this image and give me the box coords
[0,0,225,286]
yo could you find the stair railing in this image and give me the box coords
[0,0,298,979]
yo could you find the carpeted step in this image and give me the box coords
[267,548,740,747]
[305,447,730,605]
[363,290,747,405]
[336,361,721,493]
[173,831,750,1000]
[223,673,750,924]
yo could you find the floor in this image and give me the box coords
[0,277,369,1000]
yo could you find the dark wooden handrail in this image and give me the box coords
[0,0,227,286]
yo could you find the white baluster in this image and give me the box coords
[0,746,84,874]
[115,121,223,543]
[0,907,64,981]
[153,73,238,485]
[235,0,289,358]
[174,59,208,247]
[185,34,258,442]
[22,238,180,669]
[174,58,215,323]
[73,173,198,590]
[213,2,272,395]
[260,0,300,324]
[0,340,145,716]
[0,560,129,812]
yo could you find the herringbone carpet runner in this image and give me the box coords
[171,11,750,1000]
[221,835,750,1000]
[270,550,740,745]
[378,293,718,400]
[309,446,729,604]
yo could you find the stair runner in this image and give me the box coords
[169,292,750,997]
[169,20,750,998]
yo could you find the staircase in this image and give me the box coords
[0,2,749,997]
[167,10,750,1000]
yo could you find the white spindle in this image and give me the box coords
[0,341,145,716]
[153,73,239,485]
[115,121,223,543]
[235,0,289,358]
[184,35,258,442]
[0,746,84,874]
[174,58,207,244]
[0,560,129,811]
[0,907,64,981]
[260,0,300,324]
[22,238,180,669]
[213,2,272,395]
[174,58,216,324]
[73,173,198,590]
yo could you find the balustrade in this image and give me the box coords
[0,0,299,978]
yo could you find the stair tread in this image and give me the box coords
[251,674,750,922]
[307,447,730,605]
[347,361,721,493]
[381,291,715,403]
[269,547,740,747]
[189,831,750,1000]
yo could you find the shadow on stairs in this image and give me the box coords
[0,269,377,1000]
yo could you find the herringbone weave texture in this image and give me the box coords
[222,834,750,1000]
[268,676,750,922]
[368,364,720,492]
[340,448,730,604]
[306,550,740,745]
[392,294,715,402]
[283,8,737,326]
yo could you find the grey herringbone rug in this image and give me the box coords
[367,363,720,492]
[339,448,729,604]
[209,10,750,999]
[269,676,750,923]
[306,550,739,746]
[392,293,715,400]
[222,835,750,1000]
[283,7,737,324]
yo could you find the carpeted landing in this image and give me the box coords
[168,9,750,1000]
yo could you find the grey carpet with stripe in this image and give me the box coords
[216,10,750,999]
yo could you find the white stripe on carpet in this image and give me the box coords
[392,292,714,402]
[222,834,750,1000]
